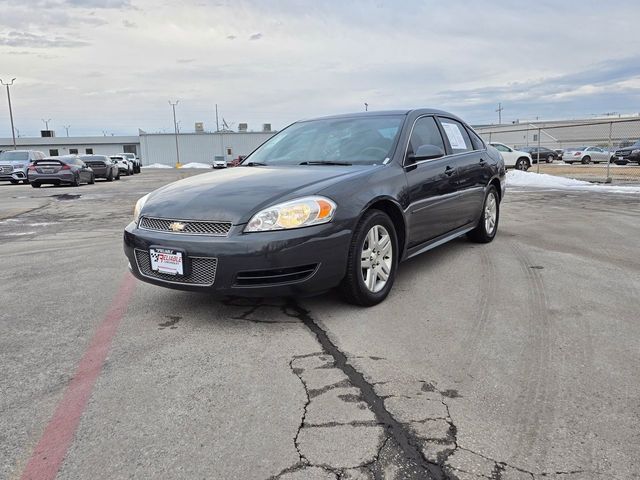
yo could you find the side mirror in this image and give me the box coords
[408,144,445,163]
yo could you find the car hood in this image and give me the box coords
[141,165,374,224]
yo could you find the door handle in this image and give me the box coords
[444,166,455,176]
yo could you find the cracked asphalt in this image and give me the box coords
[1,170,639,480]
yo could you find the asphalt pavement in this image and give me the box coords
[1,169,639,480]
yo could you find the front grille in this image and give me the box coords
[235,264,318,287]
[139,217,232,236]
[134,249,217,286]
[616,150,631,156]
[0,165,12,174]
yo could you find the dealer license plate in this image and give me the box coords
[150,248,183,275]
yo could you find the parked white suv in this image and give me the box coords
[0,150,46,184]
[489,142,532,170]
[110,155,134,176]
[119,152,141,173]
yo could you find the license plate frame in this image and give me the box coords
[149,247,185,276]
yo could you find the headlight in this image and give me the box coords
[14,163,24,168]
[245,196,336,232]
[133,193,150,224]
[632,149,640,155]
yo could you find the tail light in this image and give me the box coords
[574,152,581,156]
[61,164,71,170]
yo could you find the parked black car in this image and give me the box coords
[518,146,558,163]
[80,154,120,181]
[28,155,95,188]
[613,140,640,165]
[124,109,505,306]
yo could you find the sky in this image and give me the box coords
[1,0,639,137]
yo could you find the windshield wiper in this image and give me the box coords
[299,161,352,166]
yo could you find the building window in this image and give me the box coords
[69,148,78,154]
[85,148,94,154]
[533,134,539,142]
[226,147,232,155]
[49,149,59,156]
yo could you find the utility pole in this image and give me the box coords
[63,125,70,137]
[495,103,503,124]
[1,78,17,150]
[215,104,220,132]
[42,118,51,130]
[169,100,181,167]
[364,102,369,112]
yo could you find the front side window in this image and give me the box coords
[438,118,472,153]
[244,115,404,166]
[492,144,510,152]
[407,116,445,157]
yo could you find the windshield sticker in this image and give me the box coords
[441,122,467,150]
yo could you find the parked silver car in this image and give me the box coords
[118,152,141,173]
[28,155,96,188]
[80,154,120,181]
[0,150,46,184]
[563,146,611,164]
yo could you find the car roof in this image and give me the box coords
[297,108,462,122]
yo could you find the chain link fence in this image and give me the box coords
[476,118,640,183]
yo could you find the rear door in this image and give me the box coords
[437,117,487,227]
[404,115,460,246]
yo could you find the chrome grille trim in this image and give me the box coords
[139,216,232,236]
[0,165,13,173]
[134,249,217,286]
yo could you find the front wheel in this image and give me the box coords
[515,158,530,171]
[467,186,499,243]
[581,156,591,164]
[340,210,398,307]
[31,182,41,188]
[546,155,554,163]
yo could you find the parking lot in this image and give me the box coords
[1,169,639,480]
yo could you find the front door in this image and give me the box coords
[404,116,460,246]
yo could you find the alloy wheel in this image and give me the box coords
[360,225,393,293]
[484,192,497,235]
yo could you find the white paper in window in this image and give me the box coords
[441,122,468,150]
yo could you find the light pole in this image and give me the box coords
[63,125,70,137]
[1,78,17,150]
[364,102,369,112]
[495,103,504,124]
[169,100,181,167]
[42,118,51,130]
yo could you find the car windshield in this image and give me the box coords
[0,151,29,161]
[244,115,404,166]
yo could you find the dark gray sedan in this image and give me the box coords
[124,109,505,306]
[28,155,96,188]
[80,154,119,181]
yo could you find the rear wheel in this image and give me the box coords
[88,174,95,185]
[31,182,41,188]
[467,186,499,244]
[515,158,530,171]
[546,155,554,163]
[106,170,113,182]
[582,156,591,164]
[340,210,398,307]
[72,175,80,187]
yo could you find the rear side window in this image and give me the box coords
[438,118,472,153]
[407,116,445,156]
[467,127,485,150]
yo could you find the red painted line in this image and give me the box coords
[20,273,137,480]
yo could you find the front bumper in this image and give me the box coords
[613,153,640,164]
[0,168,27,181]
[123,221,352,297]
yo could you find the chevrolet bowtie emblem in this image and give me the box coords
[168,222,186,232]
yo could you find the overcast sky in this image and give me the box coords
[1,0,639,137]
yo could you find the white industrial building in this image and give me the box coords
[0,131,276,166]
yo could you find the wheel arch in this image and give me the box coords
[359,197,407,260]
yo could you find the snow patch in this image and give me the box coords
[142,163,173,169]
[179,162,211,169]
[506,170,640,193]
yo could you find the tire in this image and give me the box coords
[89,174,95,185]
[515,158,530,171]
[467,186,499,244]
[566,161,574,164]
[340,210,398,307]
[23,178,29,185]
[546,155,554,163]
[581,156,591,165]
[72,175,80,187]
[106,170,113,182]
[31,182,41,188]
[10,179,19,185]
